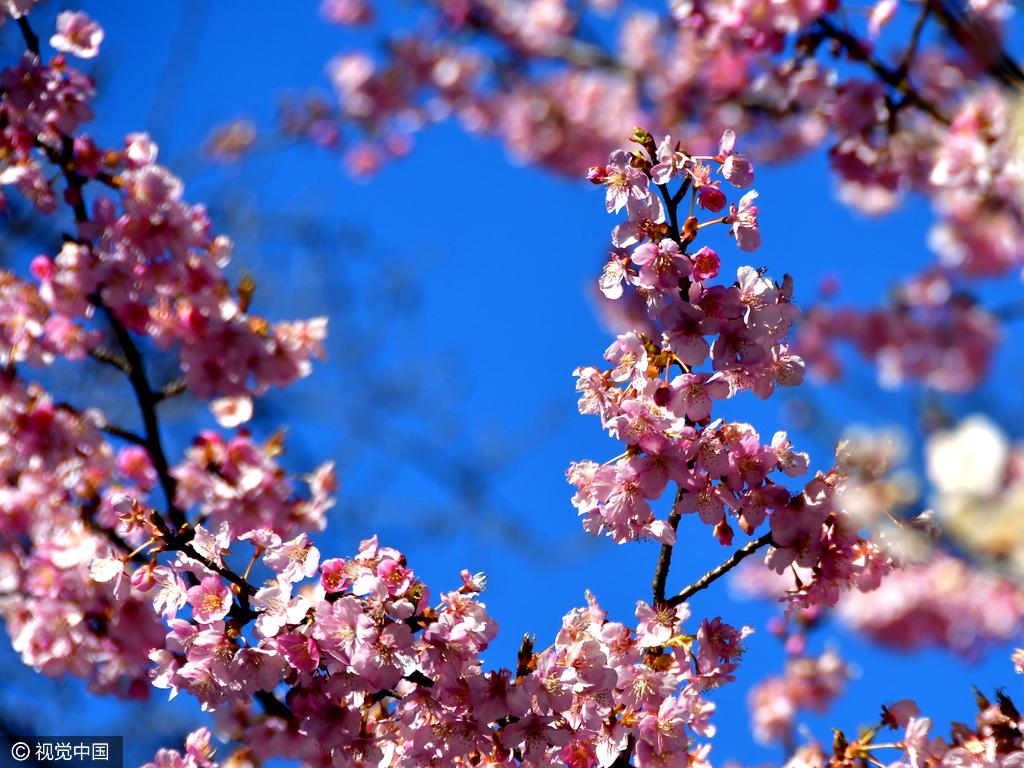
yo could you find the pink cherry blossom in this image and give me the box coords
[186,577,232,624]
[729,190,761,252]
[50,11,104,59]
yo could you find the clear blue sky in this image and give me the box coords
[1,2,1022,765]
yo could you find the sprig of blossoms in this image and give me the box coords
[748,649,849,746]
[784,689,1024,768]
[0,41,327,400]
[140,533,747,766]
[571,130,894,610]
[797,270,1000,393]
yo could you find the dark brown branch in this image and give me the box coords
[155,377,187,402]
[16,16,39,56]
[255,690,295,721]
[931,0,1024,88]
[817,16,950,125]
[404,670,435,688]
[515,633,535,679]
[55,400,147,446]
[89,346,132,375]
[17,13,259,622]
[98,422,147,445]
[665,532,774,608]
[651,487,685,606]
[897,0,933,79]
[9,1,268,707]
[97,302,189,534]
[656,182,681,244]
[86,307,262,616]
[179,539,257,598]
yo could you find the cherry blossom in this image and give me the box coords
[50,11,103,58]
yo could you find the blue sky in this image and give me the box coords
[1,1,1022,766]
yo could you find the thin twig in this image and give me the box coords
[54,401,147,445]
[89,346,132,375]
[665,532,774,608]
[897,0,933,79]
[930,0,1024,87]
[97,302,189,534]
[651,487,685,606]
[155,377,187,402]
[16,16,39,56]
[99,422,147,445]
[817,16,950,125]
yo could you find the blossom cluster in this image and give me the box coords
[570,133,893,609]
[923,414,1024,574]
[286,0,1024,402]
[837,555,1024,656]
[0,378,164,697]
[140,728,217,768]
[0,17,327,399]
[0,304,727,766]
[784,691,1024,768]
[748,649,849,746]
[144,533,750,768]
[172,430,337,540]
[735,419,1024,658]
[797,270,1000,393]
[0,18,792,765]
[571,132,797,544]
[736,551,1024,659]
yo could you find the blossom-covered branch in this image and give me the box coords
[0,3,1023,768]
[290,0,1024,396]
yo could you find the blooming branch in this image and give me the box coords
[1,4,1024,768]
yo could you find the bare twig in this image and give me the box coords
[665,532,774,608]
[897,0,933,79]
[651,487,686,606]
[930,0,1024,88]
[817,16,950,125]
[97,302,189,534]
[16,17,39,56]
[155,378,187,402]
[89,346,132,375]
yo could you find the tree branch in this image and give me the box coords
[97,302,189,534]
[155,377,187,403]
[930,0,1024,88]
[651,487,685,606]
[817,16,950,125]
[16,16,39,57]
[665,532,774,608]
[255,690,295,721]
[98,422,147,445]
[897,0,933,79]
[89,346,132,375]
